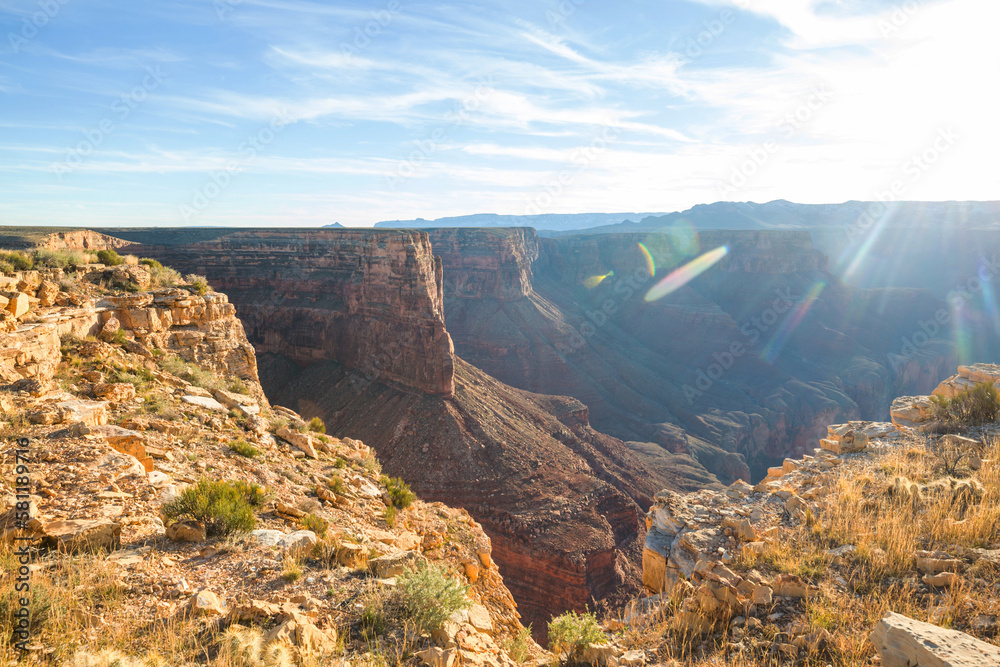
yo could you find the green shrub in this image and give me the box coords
[96,249,123,266]
[381,475,415,509]
[307,416,326,434]
[162,478,261,536]
[138,258,163,270]
[185,273,210,296]
[300,512,329,537]
[33,249,88,269]
[333,457,346,469]
[229,439,261,459]
[362,453,382,475]
[229,377,249,395]
[327,475,346,495]
[547,611,605,659]
[231,480,267,507]
[930,382,1000,428]
[0,250,33,272]
[360,591,389,636]
[398,563,469,633]
[281,558,302,582]
[504,624,533,663]
[384,504,398,527]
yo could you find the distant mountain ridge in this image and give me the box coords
[373,212,667,231]
[540,199,1000,236]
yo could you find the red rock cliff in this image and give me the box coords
[121,230,455,397]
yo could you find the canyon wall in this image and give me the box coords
[428,228,963,480]
[120,230,455,397]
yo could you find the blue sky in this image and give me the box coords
[1,0,997,227]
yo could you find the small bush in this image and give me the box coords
[381,475,416,509]
[307,416,326,434]
[360,590,390,637]
[229,377,249,395]
[547,610,605,659]
[96,249,123,266]
[162,478,261,536]
[327,475,346,495]
[146,261,182,288]
[333,457,346,469]
[33,248,86,269]
[504,624,533,663]
[300,512,329,537]
[229,439,261,459]
[398,563,469,633]
[0,250,33,272]
[185,273,210,296]
[232,479,267,507]
[930,382,1000,428]
[362,453,382,475]
[281,557,302,583]
[384,505,398,527]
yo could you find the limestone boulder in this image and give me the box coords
[181,394,228,412]
[5,292,31,318]
[188,589,226,616]
[41,519,121,552]
[369,551,427,578]
[277,530,318,560]
[167,520,206,543]
[98,317,121,342]
[871,611,1000,666]
[276,427,319,458]
[93,382,136,404]
[36,280,59,307]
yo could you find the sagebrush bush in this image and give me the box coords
[229,439,261,459]
[184,273,210,296]
[547,610,605,658]
[398,563,469,633]
[307,416,326,434]
[931,382,1000,428]
[0,250,33,272]
[504,624,533,663]
[381,475,415,509]
[96,249,123,266]
[33,249,88,269]
[300,512,328,537]
[162,478,264,536]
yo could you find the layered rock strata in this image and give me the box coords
[119,230,454,397]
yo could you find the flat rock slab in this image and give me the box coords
[181,395,227,412]
[42,519,121,553]
[871,612,1000,666]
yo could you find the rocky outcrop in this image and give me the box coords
[119,230,454,397]
[38,230,129,251]
[871,612,1000,666]
[0,267,265,404]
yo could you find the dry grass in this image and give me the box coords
[624,435,1000,666]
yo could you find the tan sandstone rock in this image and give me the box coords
[870,611,1000,666]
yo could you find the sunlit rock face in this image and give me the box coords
[428,228,979,482]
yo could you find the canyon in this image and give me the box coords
[71,223,986,632]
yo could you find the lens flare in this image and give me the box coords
[761,281,827,363]
[643,245,728,302]
[637,243,655,277]
[583,270,614,289]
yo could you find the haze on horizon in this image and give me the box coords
[1,0,997,228]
